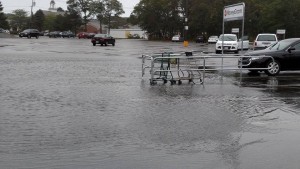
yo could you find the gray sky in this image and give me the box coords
[1,0,139,17]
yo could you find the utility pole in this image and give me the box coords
[183,0,188,47]
[30,0,35,29]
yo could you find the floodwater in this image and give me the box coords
[1,37,300,169]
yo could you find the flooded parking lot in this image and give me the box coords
[1,37,300,169]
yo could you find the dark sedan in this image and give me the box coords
[61,31,75,38]
[19,29,40,39]
[240,38,300,76]
[49,31,61,38]
[91,34,115,46]
[195,35,205,43]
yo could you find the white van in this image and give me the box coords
[215,34,239,54]
[254,33,278,50]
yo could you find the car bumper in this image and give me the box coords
[216,45,238,51]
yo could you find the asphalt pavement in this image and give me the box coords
[1,37,300,169]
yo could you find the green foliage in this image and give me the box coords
[0,1,10,29]
[8,9,29,32]
[67,0,93,31]
[32,10,45,31]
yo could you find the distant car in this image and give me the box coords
[86,33,95,39]
[240,38,300,76]
[91,34,115,46]
[207,36,218,43]
[238,36,249,50]
[0,28,4,33]
[254,33,278,50]
[61,31,75,38]
[215,34,239,54]
[49,31,61,38]
[195,35,205,43]
[172,35,184,42]
[19,29,40,39]
[77,32,89,39]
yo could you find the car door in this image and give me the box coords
[287,42,300,70]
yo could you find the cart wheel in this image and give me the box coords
[163,79,168,84]
[178,80,182,85]
[170,80,176,85]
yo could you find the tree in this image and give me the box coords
[9,9,28,32]
[90,0,104,33]
[101,0,124,34]
[130,0,181,39]
[0,1,9,29]
[32,9,45,31]
[67,0,93,31]
[57,7,65,12]
[65,4,83,33]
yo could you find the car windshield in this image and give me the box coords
[219,35,237,41]
[267,40,291,51]
[257,35,276,41]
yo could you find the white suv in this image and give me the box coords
[215,34,239,54]
[254,33,278,50]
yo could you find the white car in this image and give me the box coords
[171,35,183,42]
[254,33,278,50]
[215,34,239,54]
[238,36,249,50]
[208,36,218,43]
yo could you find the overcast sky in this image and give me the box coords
[1,0,139,17]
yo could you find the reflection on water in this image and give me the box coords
[1,39,300,169]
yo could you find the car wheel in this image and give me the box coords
[265,60,280,76]
[112,43,115,46]
[36,36,39,39]
[93,43,96,46]
[105,42,108,46]
[234,50,239,54]
[28,35,31,38]
[215,50,220,54]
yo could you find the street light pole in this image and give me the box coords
[30,0,35,29]
[183,0,188,47]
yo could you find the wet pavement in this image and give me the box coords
[1,37,300,169]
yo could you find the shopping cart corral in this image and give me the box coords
[142,51,275,85]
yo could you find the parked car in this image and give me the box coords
[0,28,4,33]
[172,35,184,42]
[253,33,278,50]
[49,31,61,38]
[239,38,300,76]
[208,36,218,43]
[195,35,205,43]
[61,31,75,38]
[19,29,40,39]
[91,34,115,46]
[77,32,89,39]
[238,36,249,50]
[215,34,239,54]
[87,33,96,39]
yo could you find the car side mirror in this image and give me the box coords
[288,47,296,53]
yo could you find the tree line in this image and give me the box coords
[0,0,124,34]
[2,0,300,40]
[129,0,300,40]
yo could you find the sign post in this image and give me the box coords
[223,3,245,54]
[222,3,245,73]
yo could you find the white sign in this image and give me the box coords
[277,29,286,34]
[224,4,244,21]
[232,28,239,33]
